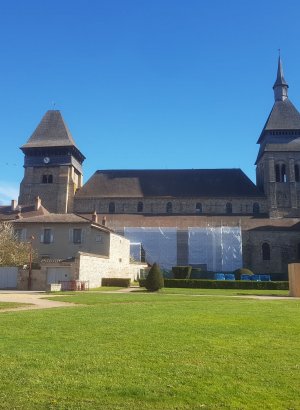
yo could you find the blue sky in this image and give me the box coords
[1,0,300,204]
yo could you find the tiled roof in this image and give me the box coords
[13,213,88,224]
[76,169,264,198]
[0,204,49,221]
[258,99,300,143]
[21,110,77,149]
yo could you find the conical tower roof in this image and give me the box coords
[21,110,78,149]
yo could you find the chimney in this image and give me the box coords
[102,216,107,226]
[35,196,41,211]
[92,210,98,224]
[11,199,18,211]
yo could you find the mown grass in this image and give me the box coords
[0,302,31,310]
[0,292,299,409]
[159,287,290,297]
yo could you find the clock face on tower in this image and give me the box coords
[43,157,50,164]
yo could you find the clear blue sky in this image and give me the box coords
[1,0,300,204]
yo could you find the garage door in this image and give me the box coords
[47,267,71,284]
[0,267,18,289]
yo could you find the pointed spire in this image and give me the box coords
[273,55,289,101]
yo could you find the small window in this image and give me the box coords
[295,165,300,182]
[226,202,232,214]
[137,202,143,213]
[166,202,172,213]
[262,242,270,261]
[109,202,115,213]
[73,229,82,244]
[253,203,260,215]
[196,203,202,214]
[42,228,52,244]
[14,228,26,241]
[297,243,300,260]
[95,234,103,243]
[281,164,287,183]
[42,174,53,184]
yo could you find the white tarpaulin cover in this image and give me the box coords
[188,226,242,272]
[125,227,177,269]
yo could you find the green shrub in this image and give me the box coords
[172,266,192,279]
[102,278,131,287]
[145,263,164,291]
[163,279,289,290]
[234,268,254,280]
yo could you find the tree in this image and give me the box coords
[0,222,33,266]
[145,262,164,291]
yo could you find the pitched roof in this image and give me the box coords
[75,169,264,198]
[0,204,49,221]
[13,214,88,224]
[257,99,300,143]
[21,110,78,149]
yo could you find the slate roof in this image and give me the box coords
[0,204,49,221]
[257,99,300,143]
[21,110,78,149]
[75,169,264,198]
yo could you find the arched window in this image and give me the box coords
[42,174,53,184]
[295,165,300,182]
[196,203,202,213]
[166,202,172,214]
[109,202,115,214]
[253,203,260,215]
[262,242,270,261]
[297,243,300,260]
[226,202,232,214]
[281,164,287,182]
[275,164,281,182]
[137,202,143,213]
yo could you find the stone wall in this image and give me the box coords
[74,197,268,216]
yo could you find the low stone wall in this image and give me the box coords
[77,252,146,288]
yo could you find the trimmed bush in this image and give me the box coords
[102,278,131,287]
[172,266,192,279]
[163,279,289,290]
[234,268,254,280]
[145,263,164,291]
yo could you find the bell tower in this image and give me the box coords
[19,110,85,213]
[256,57,300,217]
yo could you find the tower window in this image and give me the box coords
[253,203,260,215]
[275,164,281,182]
[281,164,287,182]
[42,174,53,184]
[166,202,172,214]
[109,202,115,214]
[226,202,232,214]
[137,202,143,213]
[262,242,270,261]
[295,165,300,182]
[196,203,202,213]
[297,243,300,260]
[275,164,287,182]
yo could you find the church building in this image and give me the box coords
[16,58,300,277]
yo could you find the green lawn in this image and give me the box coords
[159,287,290,297]
[0,292,299,409]
[0,302,31,310]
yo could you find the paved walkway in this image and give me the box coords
[0,291,77,313]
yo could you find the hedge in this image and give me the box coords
[102,278,131,287]
[139,278,288,290]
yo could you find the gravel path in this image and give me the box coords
[0,292,77,312]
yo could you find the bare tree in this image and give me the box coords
[0,222,33,266]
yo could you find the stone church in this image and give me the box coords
[17,58,300,277]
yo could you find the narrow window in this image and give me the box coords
[42,175,48,183]
[262,242,270,261]
[275,164,281,182]
[43,228,52,244]
[109,202,115,213]
[73,229,82,244]
[48,174,53,183]
[295,165,300,182]
[253,203,260,215]
[196,203,202,213]
[281,164,287,183]
[226,202,232,214]
[137,202,143,213]
[166,202,172,213]
[42,174,53,184]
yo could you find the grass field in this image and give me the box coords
[0,302,31,310]
[0,291,299,409]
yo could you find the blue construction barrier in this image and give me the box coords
[241,274,252,281]
[214,273,225,280]
[224,273,235,280]
[260,274,271,281]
